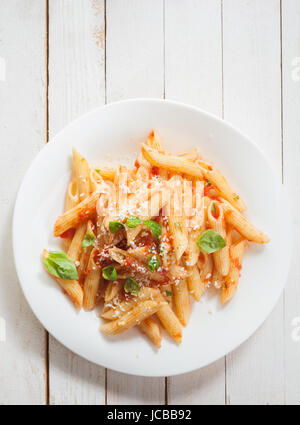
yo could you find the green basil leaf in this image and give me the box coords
[166,290,173,297]
[211,202,216,216]
[197,229,226,254]
[102,265,117,281]
[144,220,161,239]
[175,222,181,229]
[82,232,95,248]
[126,216,142,228]
[95,169,100,173]
[234,195,240,200]
[109,221,124,234]
[148,255,160,271]
[44,251,79,280]
[124,277,140,296]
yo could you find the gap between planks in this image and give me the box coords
[220,0,227,405]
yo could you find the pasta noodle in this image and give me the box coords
[42,250,83,310]
[173,279,190,327]
[139,317,162,348]
[42,130,269,347]
[100,300,165,335]
[83,248,101,310]
[54,189,100,237]
[221,200,270,244]
[207,201,230,276]
[221,239,247,304]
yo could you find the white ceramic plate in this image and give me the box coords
[13,99,291,377]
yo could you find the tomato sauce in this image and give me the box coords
[60,228,75,239]
[124,257,134,267]
[204,186,211,196]
[233,258,242,271]
[151,166,159,176]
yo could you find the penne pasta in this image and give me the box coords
[92,165,117,181]
[197,161,246,212]
[108,247,166,283]
[179,148,199,162]
[67,222,87,263]
[43,130,269,348]
[83,248,101,311]
[100,299,165,335]
[142,144,204,178]
[153,290,182,344]
[198,252,213,285]
[104,282,122,303]
[78,220,95,280]
[54,189,100,237]
[207,201,230,276]
[167,177,188,262]
[211,266,224,289]
[146,129,162,151]
[89,169,103,192]
[185,181,204,266]
[72,148,90,200]
[42,250,83,310]
[221,200,270,244]
[63,179,80,249]
[221,239,247,304]
[139,317,162,348]
[187,265,205,301]
[160,284,174,309]
[101,298,137,320]
[168,212,188,262]
[173,279,190,327]
[65,179,79,212]
[55,278,83,310]
[126,186,170,242]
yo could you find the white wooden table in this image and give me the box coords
[0,0,299,405]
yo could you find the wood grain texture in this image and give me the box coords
[48,0,106,135]
[164,0,226,405]
[106,0,164,101]
[2,0,300,405]
[0,0,46,405]
[105,0,165,404]
[48,0,106,405]
[223,0,285,405]
[282,0,300,405]
[107,371,165,405]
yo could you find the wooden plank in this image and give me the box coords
[48,0,106,405]
[107,372,165,405]
[105,0,165,404]
[282,0,300,405]
[48,0,106,135]
[0,0,46,405]
[223,0,284,404]
[164,0,225,405]
[106,0,164,101]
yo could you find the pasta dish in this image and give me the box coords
[42,130,269,348]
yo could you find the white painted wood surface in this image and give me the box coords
[1,0,299,404]
[282,0,300,406]
[106,0,165,405]
[48,0,106,405]
[165,0,225,405]
[0,0,46,405]
[223,0,284,405]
